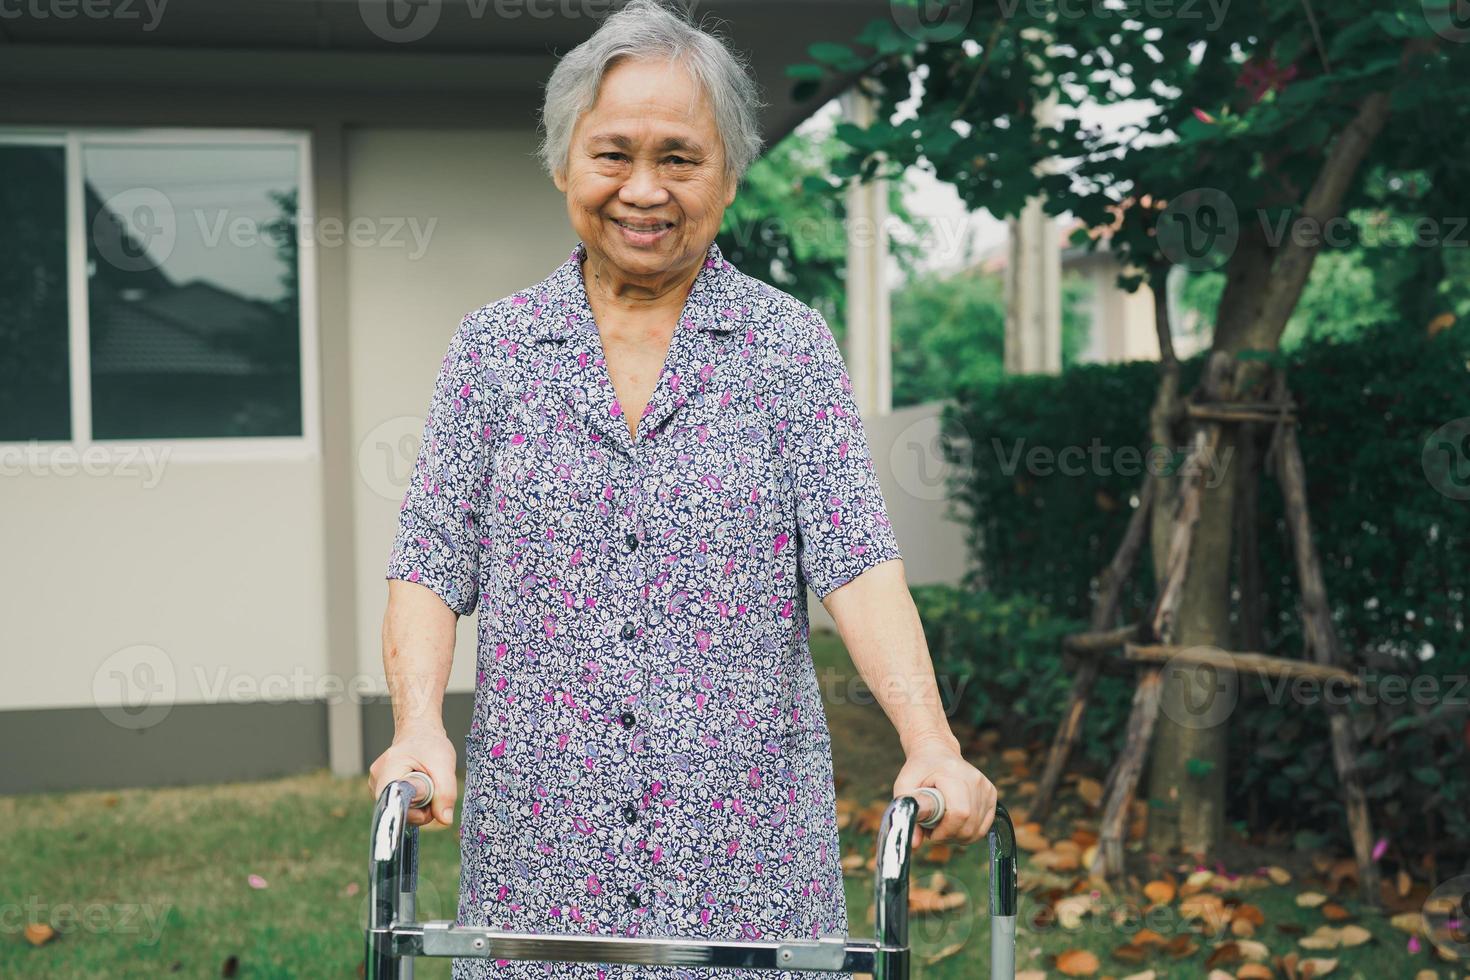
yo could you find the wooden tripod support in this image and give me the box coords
[1027,370,1383,906]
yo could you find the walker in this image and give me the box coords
[365,771,1017,978]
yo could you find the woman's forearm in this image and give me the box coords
[382,579,459,736]
[823,560,962,755]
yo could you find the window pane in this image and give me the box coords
[84,142,302,439]
[0,144,70,442]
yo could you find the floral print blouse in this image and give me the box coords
[386,238,903,979]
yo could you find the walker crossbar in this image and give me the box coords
[365,774,1017,979]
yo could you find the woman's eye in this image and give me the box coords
[598,152,626,161]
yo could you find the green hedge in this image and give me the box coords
[910,584,1135,770]
[936,321,1470,857]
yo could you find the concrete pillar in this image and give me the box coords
[838,84,892,417]
[1003,80,1062,375]
[312,119,366,777]
[1004,200,1062,374]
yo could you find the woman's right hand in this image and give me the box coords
[368,725,458,829]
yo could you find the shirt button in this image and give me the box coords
[626,890,641,908]
[619,711,636,729]
[622,803,639,824]
[624,532,639,551]
[620,622,636,640]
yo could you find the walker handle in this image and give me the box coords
[399,770,434,810]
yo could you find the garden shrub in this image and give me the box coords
[934,321,1470,863]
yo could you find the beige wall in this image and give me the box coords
[807,400,974,633]
[3,459,329,711]
[343,128,574,696]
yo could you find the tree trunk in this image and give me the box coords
[1144,88,1393,857]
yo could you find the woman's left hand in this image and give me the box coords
[892,739,998,849]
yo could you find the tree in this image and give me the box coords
[716,122,930,341]
[792,1,1470,859]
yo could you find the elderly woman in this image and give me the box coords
[369,1,996,976]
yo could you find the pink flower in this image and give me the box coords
[1192,107,1216,124]
[247,874,268,889]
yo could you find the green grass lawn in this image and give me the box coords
[0,629,1457,978]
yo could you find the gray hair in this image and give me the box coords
[537,0,767,185]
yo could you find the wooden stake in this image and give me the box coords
[1275,420,1383,906]
[1092,668,1163,877]
[1122,643,1362,686]
[1031,478,1155,823]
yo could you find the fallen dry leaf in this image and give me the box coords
[920,940,966,965]
[1076,777,1104,808]
[1056,948,1101,975]
[1144,879,1176,905]
[1301,956,1338,976]
[1204,941,1242,969]
[1326,858,1358,894]
[1389,911,1424,935]
[1054,893,1096,930]
[1112,942,1147,963]
[1295,891,1327,908]
[1165,934,1200,959]
[1186,869,1216,889]
[24,922,57,946]
[1300,925,1342,950]
[1233,903,1265,927]
[1016,823,1051,853]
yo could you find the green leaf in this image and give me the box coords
[784,63,826,81]
[1412,767,1444,786]
[1386,713,1424,735]
[807,42,865,72]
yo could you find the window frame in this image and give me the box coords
[0,125,320,463]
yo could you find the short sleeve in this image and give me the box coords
[778,309,903,600]
[385,315,491,617]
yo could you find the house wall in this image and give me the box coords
[1069,252,1163,364]
[0,110,972,794]
[342,128,575,763]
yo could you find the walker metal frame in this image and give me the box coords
[365,773,1016,978]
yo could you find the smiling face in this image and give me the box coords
[554,56,738,285]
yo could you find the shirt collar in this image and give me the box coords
[529,238,739,343]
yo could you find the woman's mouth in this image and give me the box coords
[611,218,675,244]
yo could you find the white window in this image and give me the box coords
[0,127,317,460]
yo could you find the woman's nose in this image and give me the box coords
[618,164,670,207]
